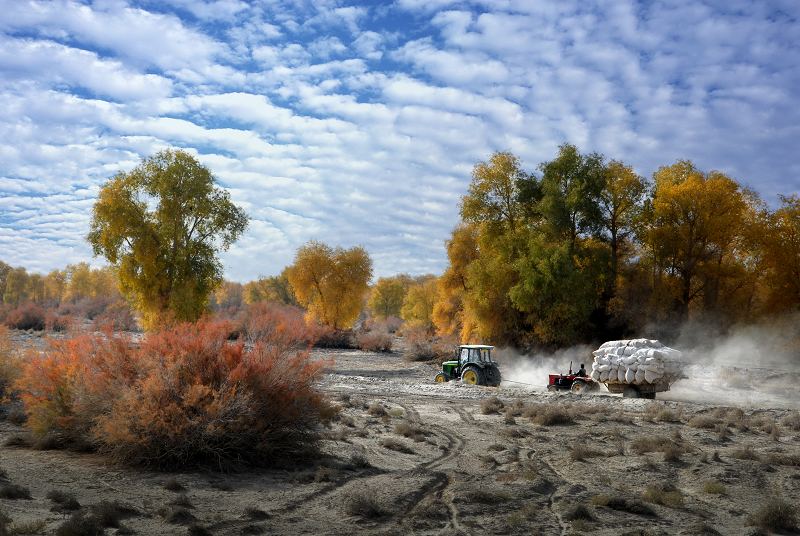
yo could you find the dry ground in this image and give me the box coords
[1,333,799,535]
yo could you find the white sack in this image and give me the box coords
[617,368,626,383]
[625,368,636,383]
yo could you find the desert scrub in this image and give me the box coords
[747,498,797,533]
[570,445,603,462]
[702,480,726,495]
[402,327,453,362]
[394,421,426,442]
[355,329,393,352]
[15,320,328,468]
[590,494,656,516]
[344,490,388,519]
[367,403,387,417]
[381,437,414,454]
[642,483,684,508]
[524,403,575,426]
[480,396,504,415]
[688,415,718,429]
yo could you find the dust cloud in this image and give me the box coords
[495,314,800,409]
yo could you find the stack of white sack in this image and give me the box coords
[589,339,683,386]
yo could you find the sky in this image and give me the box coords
[1,0,799,281]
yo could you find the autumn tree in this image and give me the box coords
[3,267,29,305]
[643,161,749,320]
[461,152,527,236]
[758,195,800,313]
[213,280,244,310]
[88,149,248,329]
[400,276,438,330]
[243,270,297,306]
[432,224,479,338]
[599,160,647,300]
[286,241,372,330]
[368,275,410,319]
[43,270,66,303]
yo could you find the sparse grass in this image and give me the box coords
[782,411,800,431]
[9,520,48,535]
[662,444,683,463]
[763,452,800,467]
[387,407,404,418]
[347,453,371,469]
[630,435,672,455]
[488,443,506,451]
[570,445,603,462]
[702,480,726,495]
[480,396,504,415]
[503,407,516,424]
[3,434,31,448]
[381,437,414,454]
[642,483,684,508]
[456,488,512,505]
[394,421,426,442]
[91,501,137,528]
[498,427,529,439]
[314,466,337,483]
[169,494,194,509]
[163,477,185,492]
[746,498,797,533]
[344,491,388,519]
[0,484,31,500]
[47,490,81,512]
[161,505,196,525]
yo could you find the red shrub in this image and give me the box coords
[403,327,454,362]
[45,311,75,333]
[356,330,393,352]
[15,320,327,468]
[92,301,139,332]
[5,302,45,331]
[237,302,318,349]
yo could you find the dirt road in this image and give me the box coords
[1,343,799,535]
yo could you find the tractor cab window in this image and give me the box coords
[460,348,469,362]
[480,349,492,362]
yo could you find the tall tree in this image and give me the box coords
[88,149,248,329]
[286,241,372,330]
[369,275,411,319]
[460,152,526,236]
[759,195,800,313]
[400,276,438,330]
[243,270,297,306]
[599,160,647,300]
[538,144,606,249]
[3,267,29,305]
[643,161,748,320]
[433,224,479,338]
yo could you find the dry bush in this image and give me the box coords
[730,445,760,461]
[237,302,319,348]
[0,483,30,500]
[355,329,393,352]
[480,396,504,415]
[590,494,656,517]
[662,444,683,463]
[570,445,603,462]
[92,301,138,332]
[563,504,594,521]
[55,512,104,536]
[381,437,414,453]
[688,415,718,429]
[313,325,355,349]
[782,411,800,431]
[45,311,75,333]
[367,403,387,417]
[642,483,684,508]
[344,490,388,519]
[747,499,797,533]
[524,403,575,426]
[763,452,800,467]
[702,480,726,495]
[47,490,81,512]
[8,519,48,534]
[244,507,271,521]
[394,421,425,442]
[4,303,45,331]
[163,478,185,492]
[402,327,453,362]
[15,320,327,468]
[630,435,675,455]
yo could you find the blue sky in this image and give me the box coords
[1,0,799,281]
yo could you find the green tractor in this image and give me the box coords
[434,345,501,386]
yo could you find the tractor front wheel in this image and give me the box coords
[461,366,484,386]
[434,373,448,383]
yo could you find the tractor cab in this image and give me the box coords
[434,345,501,387]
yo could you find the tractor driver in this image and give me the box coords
[577,363,587,377]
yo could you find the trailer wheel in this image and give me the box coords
[622,386,640,398]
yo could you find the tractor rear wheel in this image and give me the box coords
[571,381,588,394]
[461,366,484,385]
[483,365,502,386]
[434,373,448,383]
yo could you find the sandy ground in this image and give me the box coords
[1,334,799,535]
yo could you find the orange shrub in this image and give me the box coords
[45,311,75,333]
[403,327,454,362]
[237,302,319,349]
[92,300,138,332]
[5,302,45,331]
[16,320,327,468]
[356,329,393,352]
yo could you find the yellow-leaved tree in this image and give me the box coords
[368,275,411,319]
[88,149,248,329]
[286,241,372,330]
[400,276,438,330]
